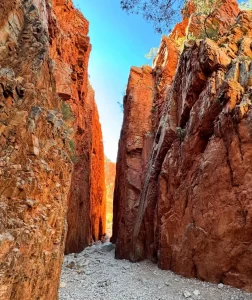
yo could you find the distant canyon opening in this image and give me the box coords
[104,156,116,238]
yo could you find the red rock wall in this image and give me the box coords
[48,0,106,254]
[0,0,106,298]
[0,0,72,299]
[112,66,154,258]
[65,83,106,254]
[114,0,252,292]
[89,85,106,245]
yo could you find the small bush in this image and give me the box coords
[69,140,75,153]
[175,36,187,51]
[62,101,74,121]
[69,140,78,163]
[145,47,159,60]
[207,25,219,41]
[176,127,186,141]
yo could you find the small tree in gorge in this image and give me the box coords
[188,0,223,39]
[239,0,252,10]
[120,0,224,36]
[145,47,159,60]
[120,0,185,33]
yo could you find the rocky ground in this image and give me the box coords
[59,243,252,300]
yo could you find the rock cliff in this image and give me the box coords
[0,0,105,299]
[112,66,154,257]
[48,0,106,254]
[113,0,252,292]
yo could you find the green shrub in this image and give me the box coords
[69,140,75,152]
[62,101,74,121]
[68,139,78,163]
[176,127,186,141]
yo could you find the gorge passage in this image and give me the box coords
[0,0,252,299]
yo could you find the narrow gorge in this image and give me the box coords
[0,0,252,299]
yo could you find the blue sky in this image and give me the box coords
[72,0,245,162]
[72,0,162,162]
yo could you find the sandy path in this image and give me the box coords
[59,243,252,300]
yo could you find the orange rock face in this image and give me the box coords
[0,1,71,299]
[65,84,106,254]
[114,0,252,292]
[104,156,116,237]
[49,0,106,254]
[0,0,105,298]
[152,36,180,129]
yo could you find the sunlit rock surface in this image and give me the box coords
[49,0,106,254]
[0,0,105,298]
[104,156,116,237]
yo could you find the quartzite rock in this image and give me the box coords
[0,0,106,299]
[48,0,106,254]
[65,84,106,254]
[113,0,252,292]
[112,66,154,258]
[0,1,71,299]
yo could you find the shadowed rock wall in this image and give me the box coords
[113,0,252,292]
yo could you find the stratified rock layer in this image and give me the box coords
[113,0,252,292]
[0,0,105,298]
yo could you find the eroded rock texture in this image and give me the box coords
[112,66,154,257]
[48,0,106,254]
[0,1,71,299]
[113,0,252,292]
[65,83,106,254]
[0,0,105,298]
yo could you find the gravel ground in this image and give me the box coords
[59,243,252,300]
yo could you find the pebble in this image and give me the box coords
[60,282,67,288]
[85,270,92,275]
[98,279,111,287]
[59,244,252,300]
[218,283,224,289]
[183,291,191,298]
